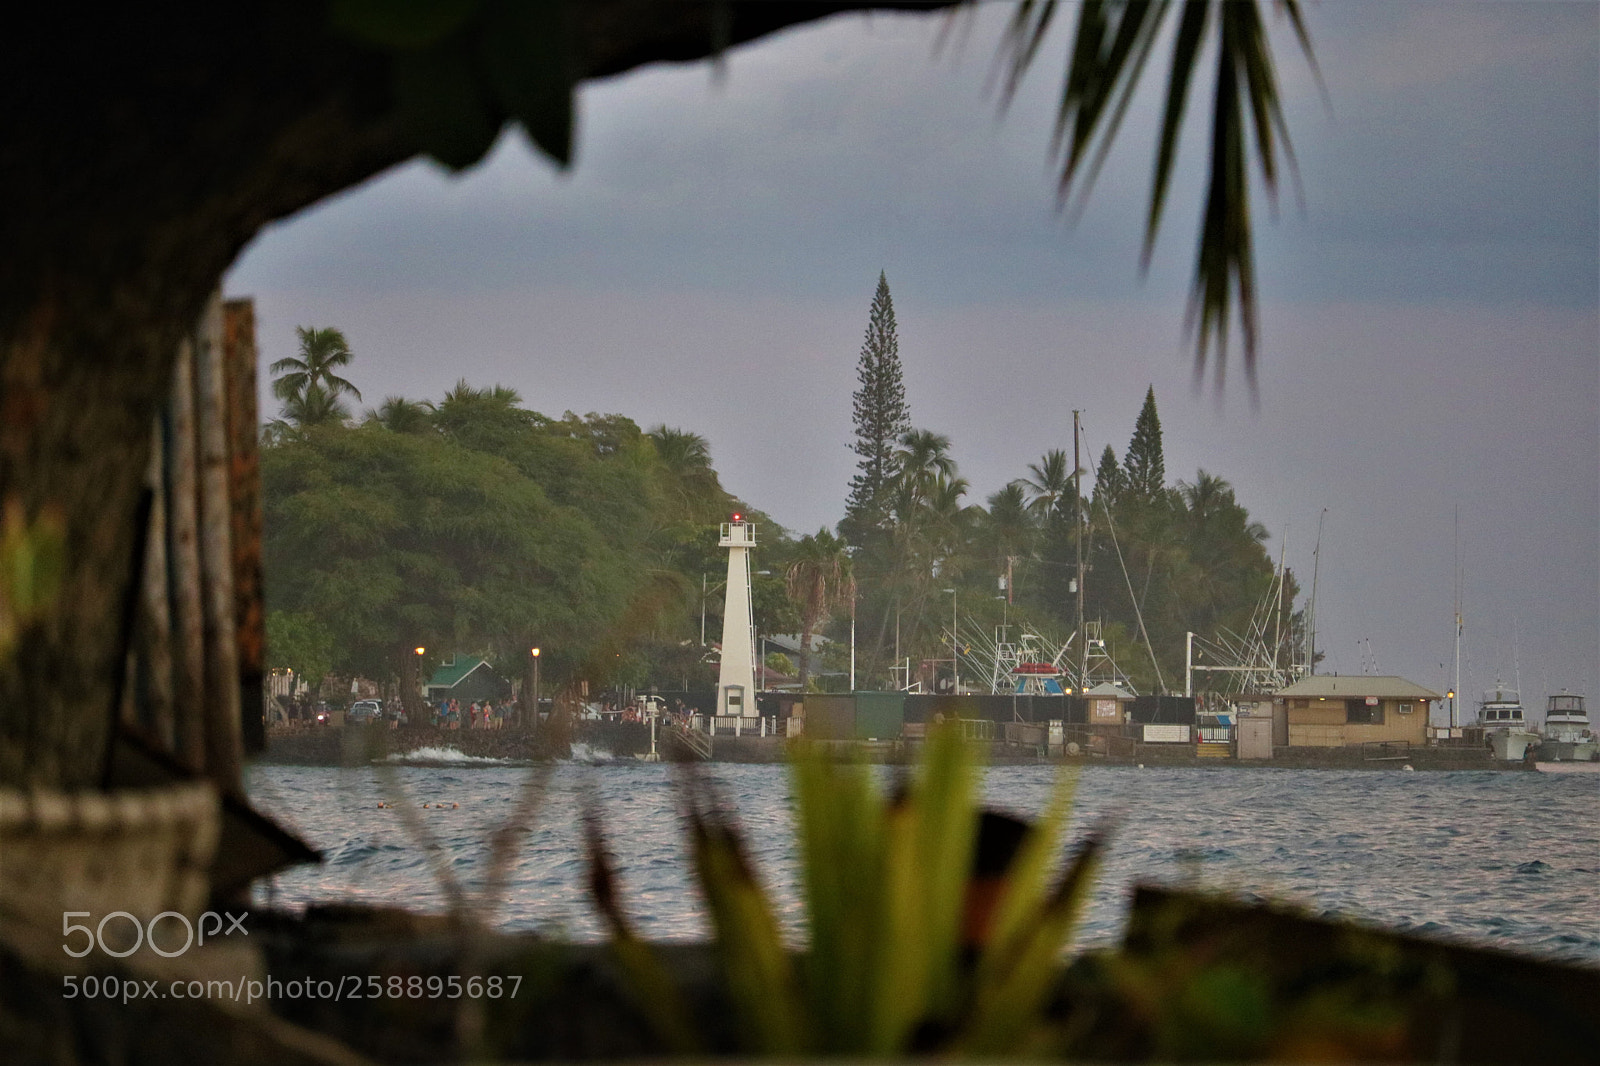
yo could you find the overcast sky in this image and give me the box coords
[227,2,1598,721]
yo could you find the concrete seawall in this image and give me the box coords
[260,723,1526,771]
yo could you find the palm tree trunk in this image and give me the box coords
[797,618,814,692]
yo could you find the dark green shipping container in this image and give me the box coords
[854,691,905,740]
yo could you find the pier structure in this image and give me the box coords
[716,514,757,719]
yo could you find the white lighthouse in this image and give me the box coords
[717,513,757,719]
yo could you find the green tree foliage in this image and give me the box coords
[367,396,437,434]
[264,609,334,693]
[587,729,1104,1056]
[1092,445,1124,510]
[851,428,978,685]
[1020,449,1072,518]
[648,425,725,524]
[264,420,622,682]
[1019,449,1078,617]
[261,357,784,693]
[259,336,1300,703]
[784,529,853,692]
[980,483,1034,578]
[282,382,350,427]
[841,272,911,548]
[1122,386,1167,508]
[831,384,1303,694]
[1049,394,1302,691]
[270,326,362,404]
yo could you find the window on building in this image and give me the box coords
[1346,699,1383,725]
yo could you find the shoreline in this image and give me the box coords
[257,722,1530,772]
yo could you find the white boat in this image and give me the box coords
[1537,691,1596,763]
[1477,683,1539,761]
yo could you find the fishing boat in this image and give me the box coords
[1537,692,1595,763]
[1477,682,1539,761]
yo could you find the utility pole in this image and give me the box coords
[849,584,857,692]
[1073,409,1086,689]
[944,588,959,694]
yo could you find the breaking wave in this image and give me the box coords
[385,746,519,767]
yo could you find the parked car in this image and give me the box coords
[348,699,384,723]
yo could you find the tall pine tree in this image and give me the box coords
[1092,444,1124,509]
[1123,386,1167,507]
[841,272,911,547]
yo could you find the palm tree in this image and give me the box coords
[368,396,436,434]
[648,425,724,519]
[1000,0,1313,388]
[648,425,711,468]
[923,473,974,582]
[785,529,853,692]
[1180,469,1233,526]
[892,429,956,508]
[984,481,1035,575]
[270,326,362,404]
[1020,449,1072,518]
[262,381,350,443]
[881,430,958,589]
[432,380,530,449]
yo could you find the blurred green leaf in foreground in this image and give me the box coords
[586,726,1107,1056]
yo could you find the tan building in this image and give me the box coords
[1274,675,1440,748]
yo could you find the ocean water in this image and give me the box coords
[245,756,1600,965]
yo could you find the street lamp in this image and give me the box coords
[531,647,541,728]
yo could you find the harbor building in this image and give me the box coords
[1273,675,1439,748]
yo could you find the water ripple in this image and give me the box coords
[247,762,1600,964]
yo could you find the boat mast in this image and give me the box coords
[1073,409,1085,691]
[1272,525,1287,677]
[1453,505,1462,729]
[1308,507,1326,675]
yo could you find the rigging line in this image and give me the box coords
[1098,493,1167,693]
